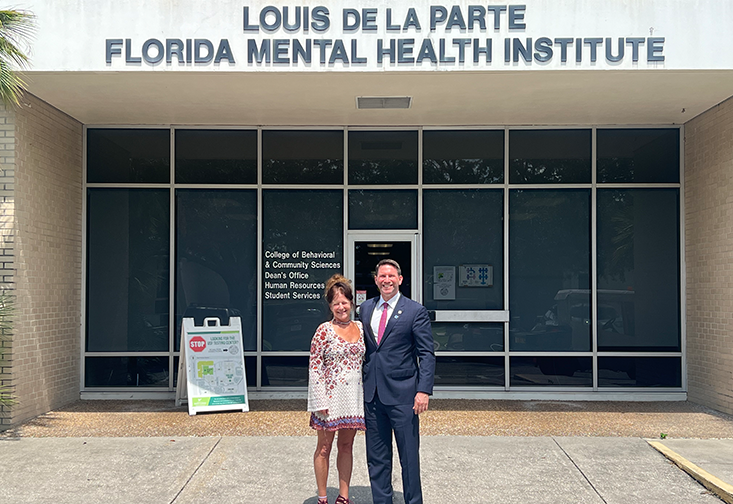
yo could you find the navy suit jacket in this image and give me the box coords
[359,294,436,406]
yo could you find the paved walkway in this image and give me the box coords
[0,435,731,504]
[2,400,733,503]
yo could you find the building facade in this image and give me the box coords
[2,0,733,428]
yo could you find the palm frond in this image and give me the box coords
[0,9,34,106]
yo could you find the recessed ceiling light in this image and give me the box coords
[356,96,412,109]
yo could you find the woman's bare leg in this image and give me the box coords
[336,429,357,499]
[314,429,336,498]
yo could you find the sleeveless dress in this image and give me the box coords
[307,320,366,431]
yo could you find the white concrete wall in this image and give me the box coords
[19,0,733,72]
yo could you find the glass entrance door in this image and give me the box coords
[347,233,418,307]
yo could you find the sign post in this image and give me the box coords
[175,317,249,415]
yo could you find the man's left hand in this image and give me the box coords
[413,392,430,415]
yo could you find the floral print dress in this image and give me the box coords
[307,320,366,431]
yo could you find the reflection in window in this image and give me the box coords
[87,189,170,352]
[349,190,418,229]
[262,190,343,351]
[261,356,309,387]
[85,357,169,387]
[87,129,170,183]
[509,129,591,184]
[423,130,504,184]
[597,129,680,183]
[510,357,592,387]
[431,323,503,352]
[176,190,258,352]
[424,190,503,311]
[509,190,591,351]
[176,130,257,184]
[598,357,681,387]
[597,189,680,351]
[263,130,343,184]
[348,131,418,185]
[435,356,504,386]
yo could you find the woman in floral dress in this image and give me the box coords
[308,274,365,504]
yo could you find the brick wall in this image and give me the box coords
[0,101,15,427]
[685,96,733,415]
[0,94,83,428]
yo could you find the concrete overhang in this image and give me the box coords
[22,69,733,126]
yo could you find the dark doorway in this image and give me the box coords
[353,241,412,302]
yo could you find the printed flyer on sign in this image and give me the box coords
[180,317,249,415]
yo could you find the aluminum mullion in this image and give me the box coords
[85,352,173,357]
[596,352,683,357]
[504,126,510,391]
[85,183,171,189]
[261,184,345,190]
[174,184,259,189]
[595,183,681,189]
[346,185,420,190]
[80,125,88,392]
[417,127,424,303]
[508,352,594,357]
[344,127,349,282]
[256,128,263,390]
[168,127,176,391]
[261,352,310,357]
[591,127,598,391]
[507,184,593,190]
[679,124,687,393]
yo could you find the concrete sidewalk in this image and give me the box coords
[1,435,729,504]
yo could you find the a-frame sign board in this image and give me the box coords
[175,317,249,415]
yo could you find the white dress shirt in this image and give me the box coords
[370,292,401,340]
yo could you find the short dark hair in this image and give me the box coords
[374,258,402,277]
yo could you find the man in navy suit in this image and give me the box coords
[360,258,435,504]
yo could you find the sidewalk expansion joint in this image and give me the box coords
[648,440,733,504]
[552,437,609,504]
[169,436,223,504]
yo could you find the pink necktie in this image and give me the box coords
[377,302,389,345]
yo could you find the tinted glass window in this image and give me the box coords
[176,190,258,352]
[87,129,170,183]
[509,190,591,351]
[262,190,343,351]
[348,131,418,184]
[509,129,591,184]
[176,130,257,184]
[261,356,309,387]
[435,356,504,386]
[597,189,680,351]
[598,357,681,387]
[432,323,504,352]
[85,357,169,387]
[597,129,680,183]
[423,130,504,184]
[263,130,343,184]
[87,189,170,352]
[349,190,418,229]
[423,190,503,311]
[510,357,592,387]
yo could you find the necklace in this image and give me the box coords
[331,318,352,328]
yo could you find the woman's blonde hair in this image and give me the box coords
[325,274,353,305]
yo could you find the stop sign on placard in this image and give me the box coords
[189,336,206,352]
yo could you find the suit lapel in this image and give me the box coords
[360,298,377,343]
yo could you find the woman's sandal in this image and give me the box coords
[317,498,329,504]
[335,495,351,504]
